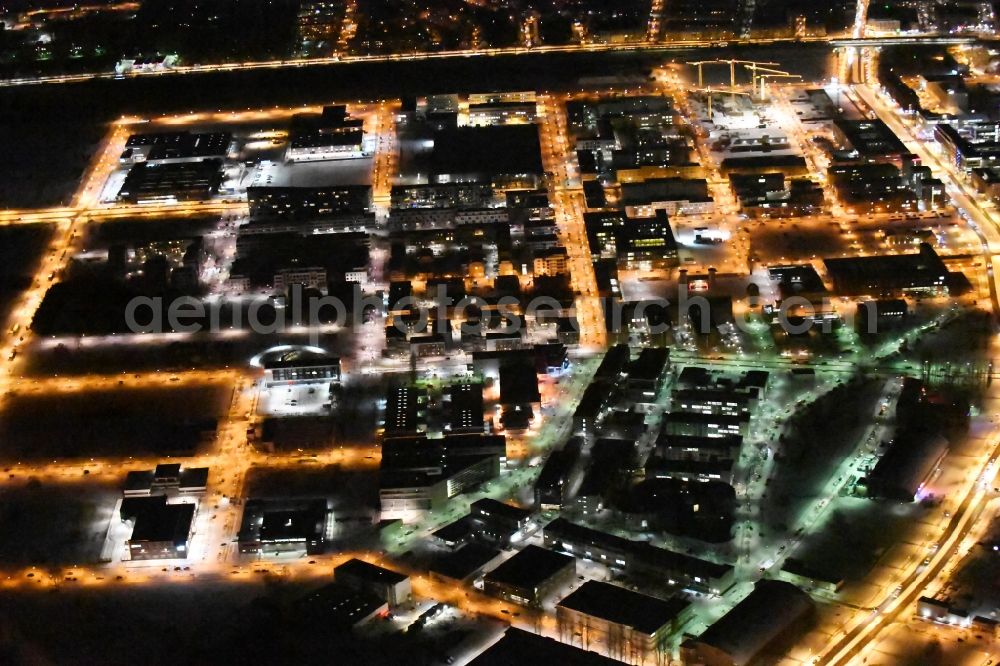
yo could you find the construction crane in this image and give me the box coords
[688,59,779,89]
[756,73,802,100]
[741,64,801,100]
[692,86,752,122]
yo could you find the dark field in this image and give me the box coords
[0,385,230,461]
[0,478,119,566]
[25,331,346,377]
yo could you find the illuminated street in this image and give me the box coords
[3,3,1000,663]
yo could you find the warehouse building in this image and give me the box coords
[483,545,576,606]
[469,628,620,666]
[823,244,949,296]
[556,581,692,662]
[334,558,411,607]
[237,498,328,555]
[861,429,949,501]
[681,580,814,666]
[121,496,196,561]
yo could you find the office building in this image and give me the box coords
[661,411,750,438]
[483,545,576,606]
[544,518,735,594]
[286,105,368,162]
[121,496,196,561]
[237,499,328,555]
[379,434,505,519]
[124,464,209,496]
[862,429,949,501]
[584,209,678,270]
[469,498,532,545]
[534,438,582,509]
[430,542,504,584]
[247,185,372,219]
[557,581,692,661]
[262,353,341,387]
[334,558,412,607]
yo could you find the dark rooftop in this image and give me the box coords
[334,558,408,586]
[178,467,209,489]
[676,365,711,388]
[431,125,544,179]
[768,264,828,299]
[125,130,231,160]
[657,433,743,452]
[296,582,386,630]
[647,458,735,478]
[594,343,631,381]
[239,498,327,545]
[153,463,181,478]
[124,470,154,493]
[545,518,733,582]
[469,628,620,666]
[446,382,484,433]
[128,497,195,544]
[663,411,750,426]
[626,347,669,383]
[823,243,948,294]
[557,581,690,634]
[689,580,813,665]
[484,545,574,589]
[834,118,908,158]
[471,498,531,524]
[864,428,949,500]
[432,516,473,544]
[430,542,502,582]
[499,363,541,405]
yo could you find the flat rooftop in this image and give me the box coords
[471,498,531,523]
[432,516,473,543]
[334,558,408,586]
[690,580,813,665]
[627,347,669,383]
[430,543,501,582]
[834,118,908,158]
[238,498,327,544]
[484,545,573,589]
[296,582,386,629]
[557,581,690,634]
[499,363,541,404]
[545,518,733,582]
[470,628,620,666]
[430,124,543,178]
[823,244,948,291]
[126,496,195,544]
[768,264,828,299]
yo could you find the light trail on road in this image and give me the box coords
[0,34,972,89]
